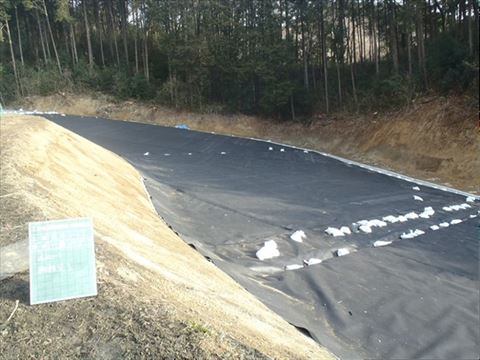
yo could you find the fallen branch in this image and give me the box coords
[1,300,19,329]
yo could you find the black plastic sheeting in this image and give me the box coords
[45,115,479,359]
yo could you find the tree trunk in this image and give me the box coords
[389,1,399,74]
[357,0,363,63]
[311,62,316,90]
[134,7,139,74]
[347,15,358,110]
[42,0,62,74]
[468,0,474,56]
[290,95,296,121]
[168,56,174,104]
[294,14,299,58]
[360,0,366,63]
[83,0,94,68]
[62,24,72,65]
[142,0,149,80]
[143,30,149,81]
[350,61,358,110]
[407,32,412,77]
[107,0,120,67]
[14,5,24,67]
[335,0,344,107]
[368,1,373,62]
[106,13,114,64]
[5,20,22,96]
[95,1,105,66]
[121,0,129,66]
[301,6,309,90]
[473,0,479,61]
[416,2,428,88]
[35,10,48,64]
[134,37,139,74]
[70,23,79,64]
[25,16,39,62]
[373,0,379,75]
[319,0,329,112]
[336,60,342,106]
[42,16,52,60]
[351,0,357,67]
[284,0,290,39]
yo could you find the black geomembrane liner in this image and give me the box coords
[45,114,479,360]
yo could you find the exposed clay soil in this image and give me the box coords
[0,115,332,359]
[17,93,479,193]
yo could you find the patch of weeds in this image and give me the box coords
[189,321,209,334]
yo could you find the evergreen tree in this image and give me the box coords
[0,0,478,115]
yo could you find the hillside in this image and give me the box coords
[0,114,332,359]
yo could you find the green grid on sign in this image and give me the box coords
[29,218,97,305]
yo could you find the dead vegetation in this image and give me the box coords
[17,93,479,193]
[0,114,332,359]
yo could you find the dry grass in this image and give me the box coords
[0,114,332,359]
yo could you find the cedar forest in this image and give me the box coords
[0,0,478,119]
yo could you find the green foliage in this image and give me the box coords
[1,59,156,103]
[19,64,72,96]
[71,60,101,89]
[55,0,71,22]
[125,73,156,100]
[0,64,16,103]
[370,75,414,109]
[69,61,155,100]
[1,0,478,116]
[96,67,116,92]
[189,321,209,334]
[108,71,156,100]
[156,77,188,107]
[426,34,472,92]
[256,41,300,117]
[259,80,294,116]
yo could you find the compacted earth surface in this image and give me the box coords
[0,114,331,359]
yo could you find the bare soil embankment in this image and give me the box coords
[19,93,479,193]
[0,114,332,359]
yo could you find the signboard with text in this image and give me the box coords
[29,218,97,305]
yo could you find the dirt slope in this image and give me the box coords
[18,93,479,193]
[0,114,333,359]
